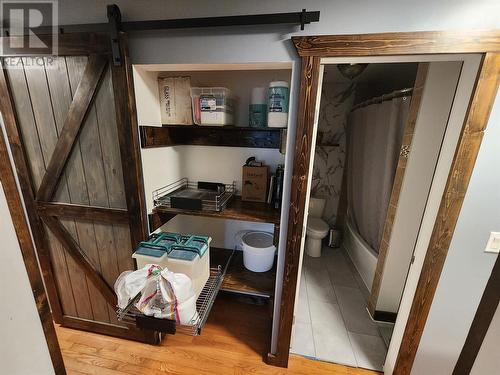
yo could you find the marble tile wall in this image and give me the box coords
[311,83,356,226]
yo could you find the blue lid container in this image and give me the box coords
[135,232,210,261]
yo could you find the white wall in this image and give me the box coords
[0,183,55,375]
[142,145,285,214]
[471,303,500,375]
[411,95,500,374]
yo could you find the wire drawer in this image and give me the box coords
[153,178,235,212]
[116,265,226,336]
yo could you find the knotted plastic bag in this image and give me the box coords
[114,264,198,324]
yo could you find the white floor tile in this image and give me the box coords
[348,332,387,371]
[291,322,316,357]
[324,248,359,289]
[295,291,311,324]
[341,248,371,300]
[335,286,380,336]
[309,301,357,366]
[304,254,327,271]
[305,266,337,304]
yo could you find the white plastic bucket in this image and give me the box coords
[239,231,276,272]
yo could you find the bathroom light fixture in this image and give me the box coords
[337,63,368,79]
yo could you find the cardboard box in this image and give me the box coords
[158,77,193,125]
[242,165,268,202]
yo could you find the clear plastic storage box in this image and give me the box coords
[132,233,211,299]
[190,87,235,126]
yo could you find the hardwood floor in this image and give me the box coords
[56,293,380,375]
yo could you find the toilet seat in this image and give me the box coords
[306,217,329,236]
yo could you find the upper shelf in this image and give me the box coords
[140,125,286,151]
[153,196,281,225]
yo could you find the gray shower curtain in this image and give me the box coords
[347,96,410,253]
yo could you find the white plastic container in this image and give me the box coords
[132,248,169,269]
[190,87,234,126]
[132,237,211,299]
[165,243,210,299]
[268,81,289,128]
[240,231,276,272]
[249,87,267,127]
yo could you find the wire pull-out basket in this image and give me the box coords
[153,178,235,212]
[116,264,226,336]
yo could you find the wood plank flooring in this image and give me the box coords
[56,294,380,375]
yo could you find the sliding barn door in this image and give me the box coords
[0,33,155,342]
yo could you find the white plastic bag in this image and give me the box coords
[161,269,198,324]
[114,264,198,324]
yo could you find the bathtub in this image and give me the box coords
[343,217,378,291]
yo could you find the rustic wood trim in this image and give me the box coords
[110,33,148,248]
[0,33,111,56]
[0,66,65,322]
[267,55,321,367]
[368,62,430,316]
[42,215,118,307]
[0,107,66,374]
[61,316,160,344]
[393,52,500,374]
[453,254,500,375]
[140,125,283,149]
[292,30,500,57]
[37,201,129,224]
[37,54,108,201]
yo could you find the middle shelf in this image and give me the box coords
[154,196,281,224]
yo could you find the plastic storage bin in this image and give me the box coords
[190,87,234,126]
[132,233,211,298]
[239,231,276,272]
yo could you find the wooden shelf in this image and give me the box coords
[154,196,281,225]
[211,248,275,298]
[140,125,286,150]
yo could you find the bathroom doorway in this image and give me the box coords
[288,56,480,371]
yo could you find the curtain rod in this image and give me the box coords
[351,88,413,111]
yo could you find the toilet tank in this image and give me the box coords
[309,197,326,218]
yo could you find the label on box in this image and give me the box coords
[162,85,172,116]
[242,165,268,202]
[200,95,217,112]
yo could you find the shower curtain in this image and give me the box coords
[347,96,410,253]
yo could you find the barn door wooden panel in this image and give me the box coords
[0,33,154,342]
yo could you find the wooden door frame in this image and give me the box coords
[268,30,500,372]
[0,32,152,343]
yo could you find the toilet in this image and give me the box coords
[305,197,330,257]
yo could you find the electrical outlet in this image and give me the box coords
[484,232,500,254]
